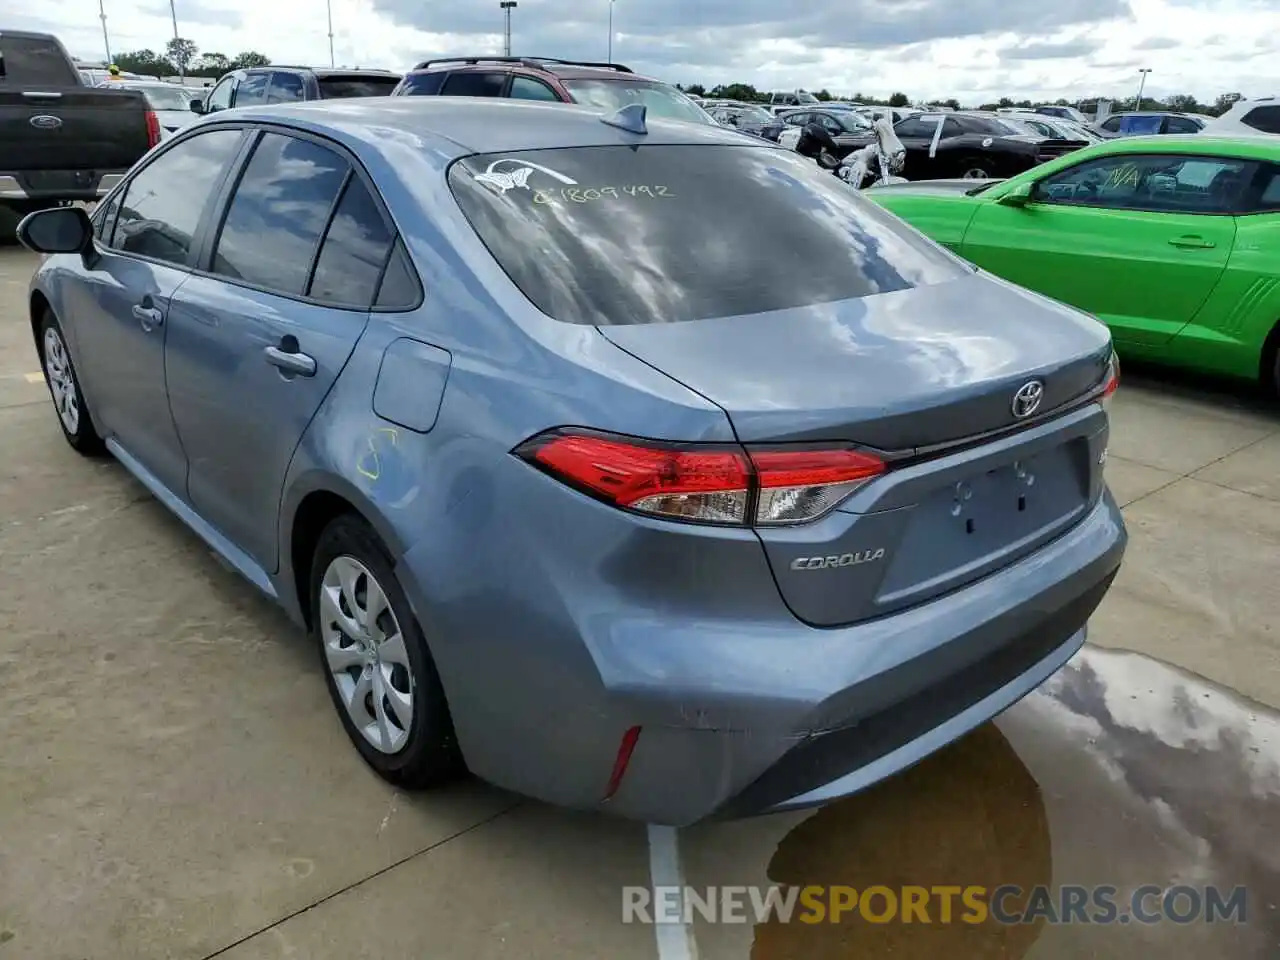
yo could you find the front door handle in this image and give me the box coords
[1168,235,1216,249]
[131,304,164,330]
[264,340,317,377]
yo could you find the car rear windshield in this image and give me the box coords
[560,79,711,124]
[319,75,400,98]
[0,34,79,86]
[132,84,196,110]
[448,144,968,325]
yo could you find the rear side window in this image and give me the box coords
[510,75,560,101]
[1165,115,1202,133]
[1242,106,1280,135]
[1100,116,1122,132]
[448,145,967,326]
[1255,165,1280,212]
[211,133,348,294]
[318,76,400,98]
[0,34,79,86]
[441,72,506,97]
[112,129,244,265]
[308,178,394,306]
[267,71,305,103]
[396,72,446,96]
[233,72,269,106]
[375,240,422,309]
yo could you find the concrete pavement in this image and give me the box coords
[0,247,1276,959]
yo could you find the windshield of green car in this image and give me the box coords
[561,79,713,124]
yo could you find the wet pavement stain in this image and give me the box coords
[687,645,1279,959]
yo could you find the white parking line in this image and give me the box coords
[647,824,699,960]
[24,372,44,383]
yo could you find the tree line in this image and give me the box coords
[678,83,1246,117]
[110,40,270,78]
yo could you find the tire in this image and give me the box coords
[310,514,465,788]
[38,309,106,456]
[956,156,993,180]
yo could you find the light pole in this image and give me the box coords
[326,0,335,67]
[1135,68,1151,110]
[500,1,517,57]
[98,0,112,64]
[168,0,184,79]
[607,0,614,62]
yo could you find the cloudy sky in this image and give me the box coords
[17,0,1279,104]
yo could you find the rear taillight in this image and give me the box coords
[517,430,885,527]
[1099,351,1120,415]
[145,110,161,148]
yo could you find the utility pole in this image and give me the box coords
[608,0,614,62]
[327,0,335,67]
[98,0,112,64]
[1135,68,1151,110]
[169,0,184,79]
[500,1,517,57]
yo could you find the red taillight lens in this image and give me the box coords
[518,430,885,526]
[751,448,885,525]
[1100,352,1119,414]
[144,110,162,148]
[526,433,751,523]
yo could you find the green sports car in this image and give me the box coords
[865,135,1280,393]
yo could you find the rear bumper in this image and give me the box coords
[0,172,125,202]
[399,481,1126,826]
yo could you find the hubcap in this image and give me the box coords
[43,327,80,435]
[962,168,989,180]
[320,556,414,754]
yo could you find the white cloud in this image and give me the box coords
[16,0,1279,103]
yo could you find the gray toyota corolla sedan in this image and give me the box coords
[19,97,1125,825]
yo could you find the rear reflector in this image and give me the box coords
[603,725,642,800]
[517,429,885,526]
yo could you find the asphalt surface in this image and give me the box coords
[1,246,1277,959]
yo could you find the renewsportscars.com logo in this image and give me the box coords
[622,884,1249,926]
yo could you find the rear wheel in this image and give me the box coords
[310,514,465,788]
[959,158,993,180]
[38,309,106,455]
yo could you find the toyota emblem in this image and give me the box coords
[1011,380,1044,419]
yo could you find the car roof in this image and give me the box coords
[210,96,762,159]
[1071,133,1280,161]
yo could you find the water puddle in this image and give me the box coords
[680,644,1280,959]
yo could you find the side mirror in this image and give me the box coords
[189,97,205,114]
[16,206,93,255]
[998,182,1033,207]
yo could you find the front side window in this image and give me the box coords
[111,129,244,265]
[307,177,394,307]
[1035,154,1256,213]
[448,144,968,326]
[211,133,348,294]
[206,76,235,111]
[561,79,712,124]
[232,72,269,107]
[1242,105,1280,135]
[267,71,305,103]
[509,75,560,101]
[441,71,506,97]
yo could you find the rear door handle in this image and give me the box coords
[264,341,317,377]
[131,304,164,329]
[1168,235,1216,249]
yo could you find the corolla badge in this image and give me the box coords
[474,158,578,194]
[29,115,63,130]
[790,549,886,571]
[1011,379,1045,419]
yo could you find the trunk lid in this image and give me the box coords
[598,273,1114,628]
[596,272,1112,450]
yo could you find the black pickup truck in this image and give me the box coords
[1,30,157,240]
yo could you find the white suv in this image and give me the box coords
[1203,96,1280,136]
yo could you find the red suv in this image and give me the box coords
[390,56,712,124]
